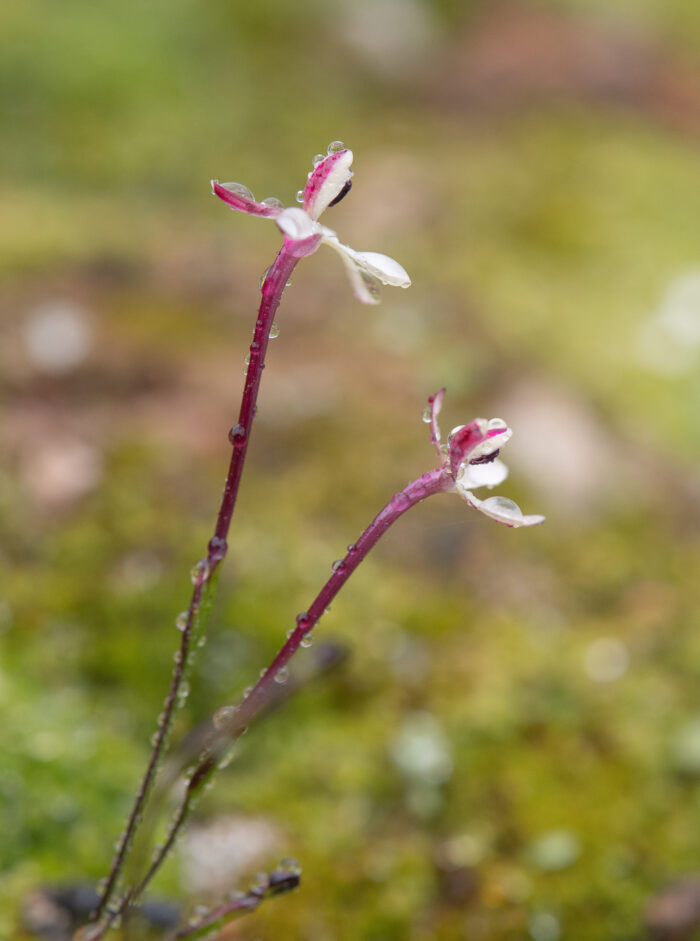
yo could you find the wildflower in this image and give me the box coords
[212,143,411,304]
[427,389,545,528]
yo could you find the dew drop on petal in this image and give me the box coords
[274,666,289,684]
[312,153,324,166]
[261,196,283,208]
[296,189,304,203]
[422,406,432,424]
[269,321,280,339]
[360,270,381,301]
[220,182,255,201]
[327,140,345,154]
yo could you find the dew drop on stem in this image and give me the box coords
[269,321,280,339]
[274,666,289,684]
[175,612,188,632]
[300,633,314,648]
[229,424,246,446]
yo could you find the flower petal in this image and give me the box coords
[303,150,354,220]
[351,251,411,288]
[462,491,545,528]
[456,457,509,491]
[321,231,381,304]
[211,180,283,218]
[275,207,320,240]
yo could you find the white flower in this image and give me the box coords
[212,143,411,304]
[425,390,545,529]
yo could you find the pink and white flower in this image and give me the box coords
[212,143,411,304]
[427,389,545,529]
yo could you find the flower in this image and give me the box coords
[427,389,545,529]
[211,142,411,304]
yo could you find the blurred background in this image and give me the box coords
[2,0,700,938]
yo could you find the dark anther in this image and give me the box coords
[328,180,352,207]
[268,871,301,895]
[469,449,500,465]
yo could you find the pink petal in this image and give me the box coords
[211,180,283,218]
[303,150,354,220]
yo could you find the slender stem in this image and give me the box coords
[172,865,301,941]
[88,245,300,931]
[109,467,452,921]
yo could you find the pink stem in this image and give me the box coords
[89,245,300,930]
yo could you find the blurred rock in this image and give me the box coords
[180,815,283,897]
[22,300,93,375]
[646,877,700,941]
[22,438,102,508]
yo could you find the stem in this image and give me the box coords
[110,467,452,921]
[172,865,301,941]
[88,245,300,932]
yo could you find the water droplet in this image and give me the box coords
[487,417,508,432]
[360,270,381,300]
[178,680,190,702]
[327,140,345,154]
[324,605,331,614]
[243,685,254,698]
[190,558,209,585]
[286,627,295,639]
[300,633,314,648]
[347,543,357,553]
[229,423,246,445]
[286,277,293,287]
[208,536,228,561]
[296,611,309,627]
[312,153,324,166]
[251,871,269,894]
[150,731,160,746]
[244,352,251,366]
[175,611,188,632]
[279,857,302,877]
[261,196,283,208]
[197,635,207,648]
[260,266,271,288]
[259,667,268,678]
[422,406,432,423]
[269,321,280,339]
[213,705,237,730]
[220,182,254,201]
[274,666,289,684]
[173,650,183,664]
[332,559,344,573]
[296,189,304,203]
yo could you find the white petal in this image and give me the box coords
[351,250,411,287]
[321,231,381,304]
[462,491,545,528]
[275,207,320,241]
[456,457,509,491]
